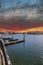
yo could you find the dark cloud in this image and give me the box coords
[0,0,43,32]
[0,17,43,31]
[0,3,43,19]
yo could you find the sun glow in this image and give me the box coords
[17,27,43,33]
[0,27,43,33]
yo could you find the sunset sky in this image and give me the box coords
[0,0,43,33]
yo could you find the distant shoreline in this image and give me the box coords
[27,32,43,34]
[0,32,43,34]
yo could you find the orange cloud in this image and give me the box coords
[0,26,43,33]
[15,26,43,33]
[0,17,43,33]
[0,28,7,32]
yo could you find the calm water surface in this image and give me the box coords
[6,34,43,65]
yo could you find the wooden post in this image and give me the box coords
[12,33,13,40]
[0,5,1,7]
[23,33,25,42]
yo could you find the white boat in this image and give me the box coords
[0,32,12,43]
[0,32,12,39]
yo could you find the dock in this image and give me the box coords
[0,39,25,65]
[0,33,25,65]
[4,40,25,46]
[2,34,25,46]
[0,39,12,65]
[0,37,25,46]
[0,47,5,65]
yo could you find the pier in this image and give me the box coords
[5,40,24,46]
[2,34,25,46]
[0,39,12,65]
[0,39,25,65]
[0,33,25,65]
[0,37,25,46]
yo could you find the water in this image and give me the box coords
[6,34,43,65]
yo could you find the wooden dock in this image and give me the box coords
[0,48,6,65]
[0,39,25,65]
[1,36,25,46]
[0,33,25,65]
[0,39,12,65]
[4,40,25,46]
[0,33,25,46]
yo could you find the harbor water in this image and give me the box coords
[6,34,43,65]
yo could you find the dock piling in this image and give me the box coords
[23,33,25,42]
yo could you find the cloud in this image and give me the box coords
[0,2,43,32]
[0,17,43,32]
[0,3,43,20]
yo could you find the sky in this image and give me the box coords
[0,0,43,33]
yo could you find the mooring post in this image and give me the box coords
[23,33,25,42]
[0,5,1,7]
[12,33,13,40]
